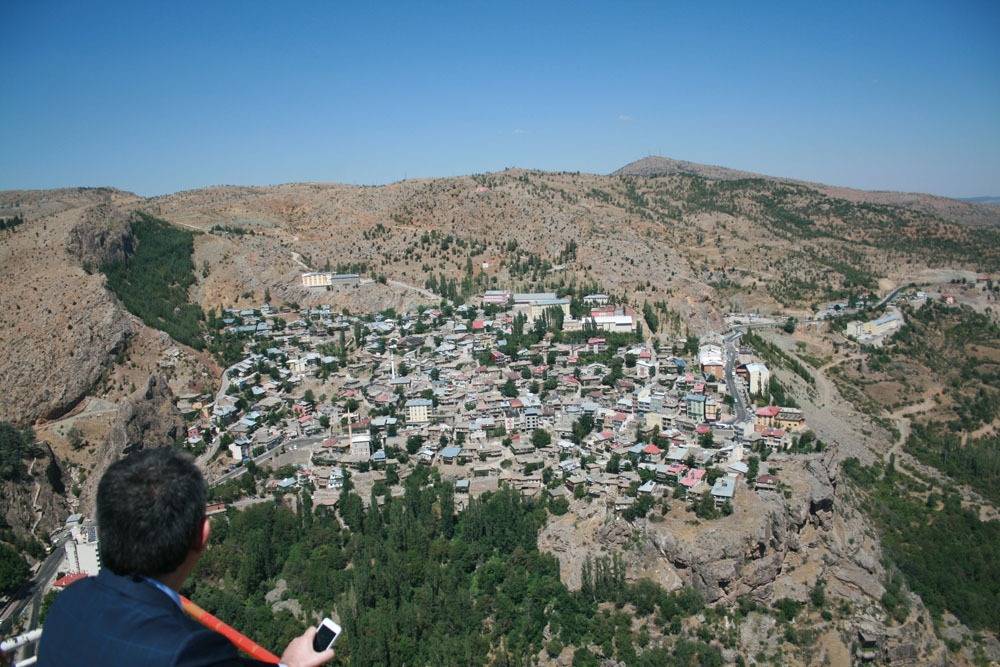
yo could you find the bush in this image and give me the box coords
[548,496,570,515]
[773,597,803,622]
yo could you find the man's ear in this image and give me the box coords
[193,517,211,553]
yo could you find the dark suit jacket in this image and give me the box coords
[38,569,273,667]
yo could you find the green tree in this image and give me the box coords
[531,429,551,448]
[0,543,29,596]
[501,379,518,398]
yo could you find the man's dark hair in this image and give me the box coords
[97,448,207,577]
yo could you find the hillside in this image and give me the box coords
[615,156,1000,229]
[137,167,1000,328]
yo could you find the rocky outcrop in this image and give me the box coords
[0,442,69,549]
[79,374,184,514]
[648,491,793,603]
[66,204,136,268]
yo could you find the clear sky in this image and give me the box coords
[2,1,998,197]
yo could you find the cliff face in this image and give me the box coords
[0,442,68,548]
[644,453,947,665]
[0,199,137,426]
[66,204,136,268]
[79,374,184,514]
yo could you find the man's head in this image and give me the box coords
[97,448,208,578]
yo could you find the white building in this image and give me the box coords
[698,344,725,377]
[301,272,361,288]
[302,272,332,288]
[349,433,372,460]
[405,398,433,424]
[744,362,770,396]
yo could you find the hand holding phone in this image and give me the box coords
[280,619,340,667]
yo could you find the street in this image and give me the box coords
[723,328,751,425]
[0,538,65,643]
[195,360,246,468]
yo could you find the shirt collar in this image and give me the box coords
[142,576,182,609]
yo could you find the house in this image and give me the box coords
[755,405,781,430]
[755,474,778,491]
[776,407,805,431]
[440,446,462,463]
[641,443,662,461]
[405,398,433,424]
[679,468,706,494]
[710,477,736,507]
[698,344,725,379]
[637,480,658,496]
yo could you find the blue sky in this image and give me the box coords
[1,1,998,197]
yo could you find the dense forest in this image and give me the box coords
[100,213,205,349]
[842,457,1000,632]
[185,468,725,666]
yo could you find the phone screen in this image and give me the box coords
[313,623,338,651]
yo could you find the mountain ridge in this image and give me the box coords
[614,155,1000,229]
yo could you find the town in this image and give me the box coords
[178,280,810,523]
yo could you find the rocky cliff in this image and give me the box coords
[66,204,136,269]
[0,198,136,425]
[79,374,184,514]
[0,442,69,551]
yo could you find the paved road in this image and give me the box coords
[195,360,245,468]
[0,539,65,642]
[723,329,751,425]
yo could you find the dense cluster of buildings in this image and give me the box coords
[172,288,809,518]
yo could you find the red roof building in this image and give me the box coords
[53,572,88,588]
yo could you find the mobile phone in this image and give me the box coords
[312,618,342,652]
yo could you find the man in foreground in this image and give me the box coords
[38,448,335,667]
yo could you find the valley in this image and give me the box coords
[1,158,999,665]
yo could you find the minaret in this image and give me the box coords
[390,350,397,380]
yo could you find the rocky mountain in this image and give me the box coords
[1,441,68,549]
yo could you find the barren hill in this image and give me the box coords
[615,155,1000,229]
